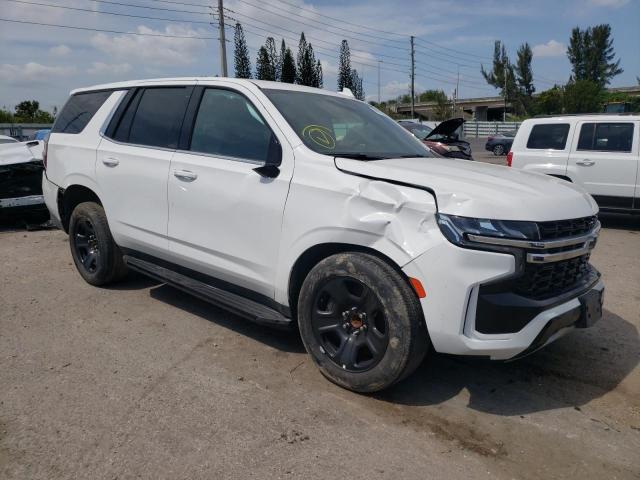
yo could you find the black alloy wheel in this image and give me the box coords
[311,276,389,372]
[73,217,100,273]
[493,144,505,156]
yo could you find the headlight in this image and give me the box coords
[436,213,539,247]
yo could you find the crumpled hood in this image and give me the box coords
[0,141,43,166]
[335,156,598,221]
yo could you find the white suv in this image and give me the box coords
[43,78,604,392]
[508,115,640,213]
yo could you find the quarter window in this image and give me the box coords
[577,123,633,152]
[189,89,273,162]
[127,87,192,149]
[51,91,111,134]
[526,123,570,150]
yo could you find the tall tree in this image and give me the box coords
[350,69,364,100]
[281,47,296,83]
[563,79,604,113]
[567,24,622,86]
[277,39,286,81]
[315,60,323,88]
[481,41,520,115]
[338,40,352,91]
[265,37,279,80]
[515,42,535,114]
[15,100,40,119]
[255,46,276,81]
[233,23,252,79]
[296,32,321,87]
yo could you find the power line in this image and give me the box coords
[413,37,493,62]
[0,17,217,38]
[231,0,408,52]
[75,0,210,15]
[225,8,410,66]
[2,0,213,24]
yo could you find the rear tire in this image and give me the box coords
[297,252,429,393]
[493,144,505,156]
[69,202,127,286]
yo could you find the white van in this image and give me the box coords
[509,115,640,213]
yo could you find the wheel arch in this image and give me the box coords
[58,184,103,233]
[287,242,413,319]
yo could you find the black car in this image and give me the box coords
[400,118,473,160]
[485,131,516,156]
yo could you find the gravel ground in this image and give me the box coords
[1,191,639,478]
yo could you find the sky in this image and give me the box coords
[0,0,638,113]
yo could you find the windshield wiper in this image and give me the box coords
[333,153,387,160]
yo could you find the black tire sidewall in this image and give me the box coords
[69,202,123,286]
[493,144,504,155]
[298,253,422,392]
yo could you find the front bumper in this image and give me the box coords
[402,231,603,360]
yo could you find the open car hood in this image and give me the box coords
[0,141,43,166]
[424,117,465,140]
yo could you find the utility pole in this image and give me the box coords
[217,0,228,77]
[503,67,507,122]
[377,60,381,104]
[410,35,415,118]
[453,66,459,116]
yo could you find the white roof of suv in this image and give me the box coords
[71,77,352,100]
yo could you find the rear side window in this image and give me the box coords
[51,91,111,134]
[110,87,191,149]
[577,122,634,152]
[526,123,570,150]
[189,88,273,162]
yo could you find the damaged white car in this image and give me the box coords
[0,139,48,222]
[42,78,604,392]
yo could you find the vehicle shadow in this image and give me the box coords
[377,308,639,415]
[148,283,306,354]
[598,212,640,231]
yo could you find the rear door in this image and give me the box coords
[97,85,193,256]
[515,122,572,174]
[567,120,638,210]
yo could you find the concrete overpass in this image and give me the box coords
[395,85,640,121]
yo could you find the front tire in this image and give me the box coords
[493,144,505,156]
[69,202,127,286]
[297,253,429,393]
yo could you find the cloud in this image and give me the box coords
[90,25,207,67]
[532,40,566,58]
[87,62,132,75]
[0,62,76,86]
[50,45,71,57]
[587,0,629,6]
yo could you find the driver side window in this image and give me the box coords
[189,88,273,162]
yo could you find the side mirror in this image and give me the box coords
[254,134,282,179]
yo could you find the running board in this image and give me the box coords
[123,255,293,330]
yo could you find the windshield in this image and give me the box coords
[404,124,433,140]
[263,89,432,160]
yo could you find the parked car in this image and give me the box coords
[43,79,603,392]
[400,118,473,160]
[509,115,639,213]
[485,131,516,156]
[0,134,19,145]
[0,140,48,222]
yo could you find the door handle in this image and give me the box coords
[576,159,595,166]
[173,169,198,181]
[102,157,119,167]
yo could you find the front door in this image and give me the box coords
[167,86,293,298]
[567,120,638,210]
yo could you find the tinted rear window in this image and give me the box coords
[526,123,570,150]
[51,91,111,134]
[577,122,633,152]
[127,87,191,149]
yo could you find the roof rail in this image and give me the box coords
[532,112,638,118]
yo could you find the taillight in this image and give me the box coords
[506,151,513,167]
[42,140,48,170]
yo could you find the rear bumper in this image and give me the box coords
[402,235,604,360]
